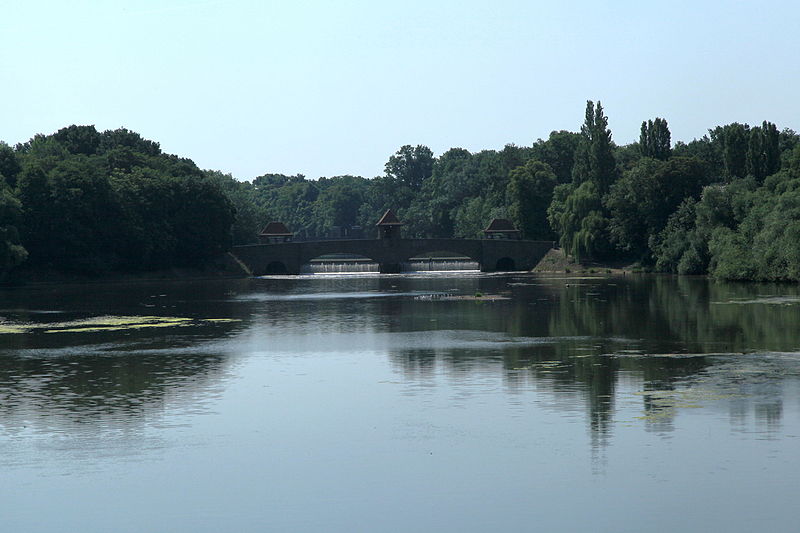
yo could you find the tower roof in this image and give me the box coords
[484,218,519,233]
[376,209,403,226]
[260,221,293,236]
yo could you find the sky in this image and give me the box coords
[2,0,799,180]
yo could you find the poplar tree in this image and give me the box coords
[762,121,780,178]
[639,118,672,160]
[746,127,766,181]
[745,121,781,182]
[722,123,749,179]
[572,101,617,194]
[550,101,617,260]
[589,102,617,194]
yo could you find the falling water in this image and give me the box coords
[300,258,479,273]
[301,260,380,274]
[402,258,480,272]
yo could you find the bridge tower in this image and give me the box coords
[376,209,403,239]
[258,221,294,244]
[375,209,403,272]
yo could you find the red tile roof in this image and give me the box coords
[484,218,519,233]
[376,209,403,226]
[260,221,293,236]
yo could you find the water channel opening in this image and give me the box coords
[300,254,379,274]
[402,251,480,272]
[265,261,288,274]
[494,257,516,271]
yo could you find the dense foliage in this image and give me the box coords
[0,126,234,276]
[2,104,800,281]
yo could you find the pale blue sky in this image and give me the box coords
[2,0,798,180]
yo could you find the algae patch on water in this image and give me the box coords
[0,324,29,334]
[712,296,800,306]
[630,389,738,422]
[0,315,240,334]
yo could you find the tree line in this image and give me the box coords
[1,105,799,280]
[0,126,234,276]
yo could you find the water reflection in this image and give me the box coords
[2,274,800,450]
[5,274,800,532]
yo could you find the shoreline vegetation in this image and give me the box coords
[0,248,688,289]
[1,101,799,284]
[0,252,249,288]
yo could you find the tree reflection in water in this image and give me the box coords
[2,274,800,452]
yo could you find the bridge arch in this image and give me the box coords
[494,257,516,271]
[265,261,288,274]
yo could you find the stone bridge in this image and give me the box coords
[230,238,554,275]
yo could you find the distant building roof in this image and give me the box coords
[376,209,404,226]
[484,218,519,233]
[260,221,293,236]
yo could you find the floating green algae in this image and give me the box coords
[712,296,800,306]
[0,324,28,334]
[631,387,743,422]
[0,315,240,334]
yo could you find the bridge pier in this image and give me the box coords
[379,262,402,274]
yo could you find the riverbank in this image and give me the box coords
[532,248,640,275]
[2,248,641,287]
[1,253,251,288]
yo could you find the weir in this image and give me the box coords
[298,257,481,274]
[230,238,554,276]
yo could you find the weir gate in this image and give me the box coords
[230,238,554,275]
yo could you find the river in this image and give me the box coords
[2,273,800,532]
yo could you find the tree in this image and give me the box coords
[548,181,610,261]
[746,126,766,181]
[11,126,236,273]
[170,177,235,265]
[452,196,503,239]
[266,181,320,238]
[716,123,749,179]
[639,118,671,160]
[531,131,582,184]
[204,170,264,245]
[573,101,617,194]
[314,176,367,234]
[550,101,617,260]
[0,181,27,274]
[357,175,413,236]
[746,121,781,182]
[99,128,161,156]
[605,158,663,256]
[0,142,21,187]
[415,147,476,237]
[52,125,101,156]
[507,160,557,240]
[606,157,707,258]
[17,155,121,272]
[762,121,781,177]
[673,136,725,179]
[384,145,434,191]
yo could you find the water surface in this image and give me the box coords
[2,274,800,532]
